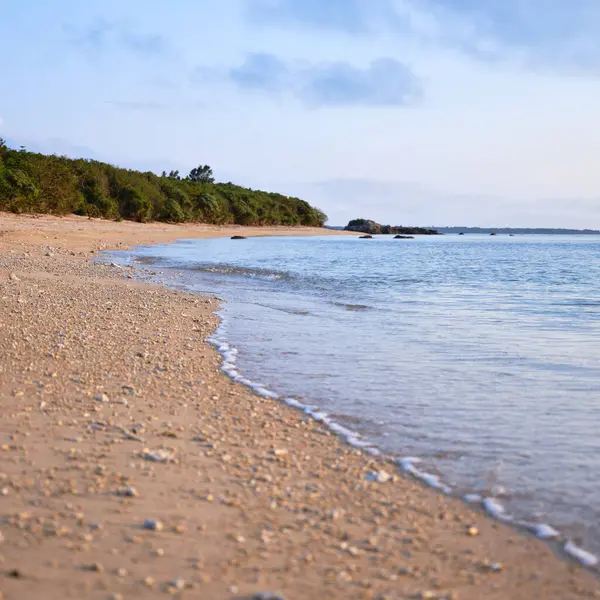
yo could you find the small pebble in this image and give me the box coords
[117,486,139,498]
[270,448,288,457]
[142,449,175,463]
[467,526,479,537]
[488,562,503,573]
[166,578,185,592]
[143,519,163,532]
[366,470,392,483]
[7,569,22,579]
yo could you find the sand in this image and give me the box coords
[0,212,598,600]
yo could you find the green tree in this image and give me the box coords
[187,164,214,183]
[118,187,152,222]
[0,140,328,226]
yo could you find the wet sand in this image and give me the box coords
[0,213,598,599]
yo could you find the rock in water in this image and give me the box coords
[359,235,373,239]
[345,218,439,235]
[231,235,247,240]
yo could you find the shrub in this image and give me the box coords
[0,138,328,226]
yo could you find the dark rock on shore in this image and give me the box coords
[231,235,247,240]
[345,219,439,235]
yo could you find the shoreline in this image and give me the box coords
[120,240,599,572]
[0,212,599,599]
[0,212,356,255]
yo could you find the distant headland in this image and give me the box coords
[343,219,439,235]
[327,222,600,235]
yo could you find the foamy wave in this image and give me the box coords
[210,327,380,454]
[398,459,599,568]
[333,302,371,311]
[564,541,599,567]
[464,493,483,503]
[213,324,600,569]
[530,523,560,539]
[482,497,512,521]
[397,457,452,494]
[193,263,292,281]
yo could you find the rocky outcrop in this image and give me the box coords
[347,219,382,234]
[345,219,439,235]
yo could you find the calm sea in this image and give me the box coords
[107,234,600,560]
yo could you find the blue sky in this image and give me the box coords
[2,0,600,227]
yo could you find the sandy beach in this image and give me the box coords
[0,213,598,600]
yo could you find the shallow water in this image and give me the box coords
[108,234,600,556]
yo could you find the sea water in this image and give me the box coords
[106,234,600,559]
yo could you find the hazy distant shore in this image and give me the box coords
[327,225,600,234]
[0,212,598,599]
[435,227,600,234]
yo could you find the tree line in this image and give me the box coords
[0,140,327,227]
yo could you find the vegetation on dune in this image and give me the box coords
[0,139,327,227]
